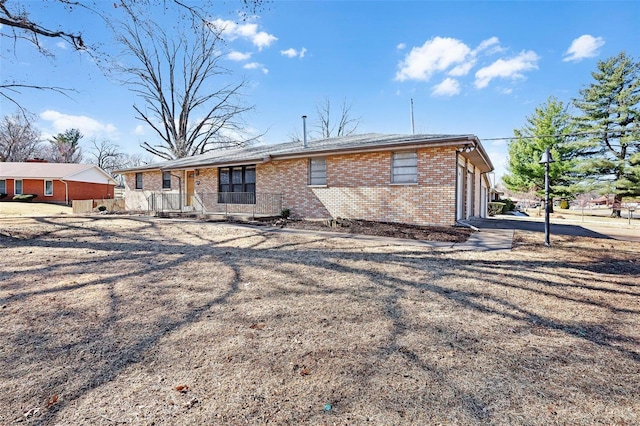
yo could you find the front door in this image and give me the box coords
[186,171,195,206]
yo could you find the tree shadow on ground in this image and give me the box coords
[0,217,638,424]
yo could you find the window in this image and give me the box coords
[0,179,5,194]
[44,180,53,196]
[135,173,143,190]
[392,152,418,184]
[309,158,327,185]
[162,171,171,189]
[218,165,256,204]
[14,179,23,195]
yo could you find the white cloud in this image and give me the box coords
[211,18,277,50]
[395,36,502,82]
[432,78,460,96]
[563,34,605,62]
[243,62,269,74]
[280,48,297,58]
[228,51,252,61]
[395,37,471,82]
[474,50,539,89]
[252,32,278,50]
[474,36,501,54]
[448,61,476,77]
[396,43,406,50]
[134,125,145,136]
[280,47,307,59]
[56,42,67,50]
[40,110,119,140]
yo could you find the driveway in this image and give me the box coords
[468,216,640,242]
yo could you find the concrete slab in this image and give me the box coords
[452,229,514,252]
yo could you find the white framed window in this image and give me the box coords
[309,158,327,186]
[44,180,53,196]
[392,152,418,184]
[135,173,143,190]
[14,179,23,195]
[0,179,5,194]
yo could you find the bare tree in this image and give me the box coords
[116,14,258,160]
[87,139,126,173]
[315,98,360,139]
[0,112,44,161]
[1,1,264,112]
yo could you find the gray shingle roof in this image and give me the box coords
[115,133,493,173]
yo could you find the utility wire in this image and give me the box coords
[480,129,639,142]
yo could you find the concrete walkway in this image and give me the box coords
[452,229,514,252]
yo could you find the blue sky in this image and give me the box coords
[3,1,639,180]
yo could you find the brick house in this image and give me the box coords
[0,162,117,204]
[115,133,494,227]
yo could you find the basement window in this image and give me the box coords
[392,152,418,184]
[44,180,53,196]
[309,158,327,186]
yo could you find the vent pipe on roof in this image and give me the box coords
[410,98,415,135]
[302,115,307,148]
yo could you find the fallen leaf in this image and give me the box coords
[175,385,189,393]
[249,322,266,330]
[46,394,58,408]
[300,367,310,376]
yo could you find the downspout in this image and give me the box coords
[59,179,69,205]
[454,150,459,223]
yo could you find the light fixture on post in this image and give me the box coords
[539,148,555,247]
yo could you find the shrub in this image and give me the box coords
[499,198,515,213]
[0,193,7,200]
[12,194,37,202]
[559,199,569,209]
[280,208,291,219]
[97,205,108,212]
[488,202,505,216]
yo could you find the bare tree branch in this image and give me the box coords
[315,97,360,139]
[0,112,44,162]
[115,12,259,160]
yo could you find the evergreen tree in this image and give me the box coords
[48,128,83,163]
[503,97,579,206]
[573,52,640,216]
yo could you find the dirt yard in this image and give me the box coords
[0,216,638,425]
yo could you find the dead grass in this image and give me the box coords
[0,202,72,216]
[0,217,638,425]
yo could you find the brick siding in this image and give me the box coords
[123,146,476,226]
[0,178,113,204]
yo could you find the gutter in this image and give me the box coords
[158,137,482,171]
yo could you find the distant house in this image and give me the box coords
[0,162,117,204]
[115,133,494,227]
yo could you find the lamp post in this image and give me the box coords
[539,148,555,247]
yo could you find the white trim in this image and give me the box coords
[44,180,53,196]
[14,179,23,195]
